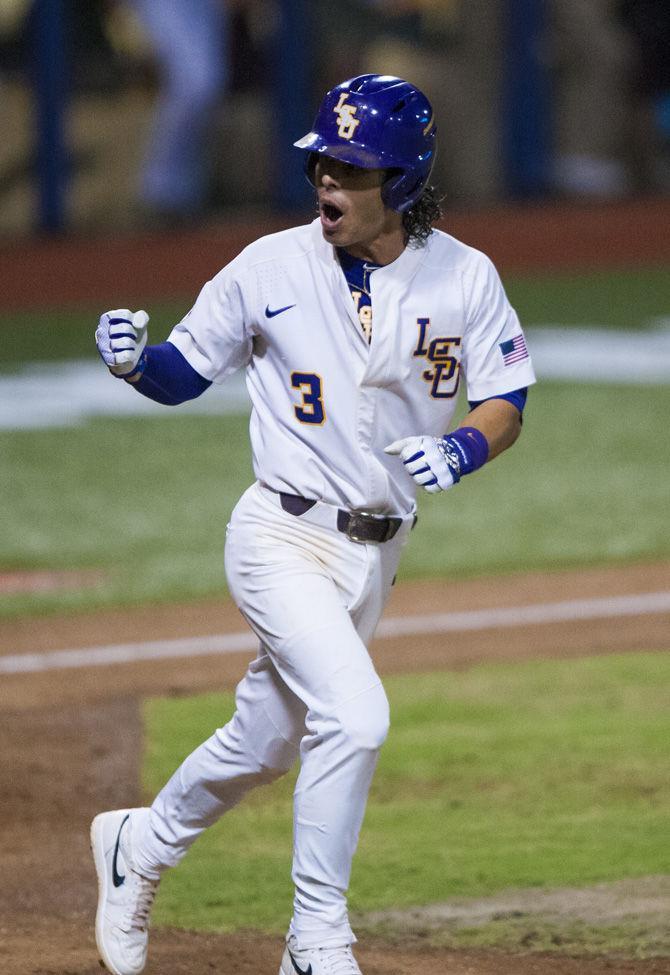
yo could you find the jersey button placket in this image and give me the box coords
[357,272,392,508]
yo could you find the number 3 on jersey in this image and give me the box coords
[291,372,326,425]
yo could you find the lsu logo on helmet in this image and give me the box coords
[333,93,360,140]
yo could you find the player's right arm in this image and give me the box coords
[95,308,212,405]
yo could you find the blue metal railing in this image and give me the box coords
[502,0,552,198]
[31,0,68,233]
[271,0,315,212]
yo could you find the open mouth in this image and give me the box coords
[320,201,344,229]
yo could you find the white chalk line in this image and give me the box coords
[1,591,669,676]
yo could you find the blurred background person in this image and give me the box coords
[124,0,229,226]
[549,0,635,199]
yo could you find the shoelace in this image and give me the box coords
[320,946,361,975]
[123,870,159,932]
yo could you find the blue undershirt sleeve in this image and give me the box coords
[125,342,212,405]
[468,386,528,415]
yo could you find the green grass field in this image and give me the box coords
[143,652,670,955]
[503,264,670,329]
[1,380,669,618]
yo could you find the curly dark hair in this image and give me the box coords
[402,184,444,246]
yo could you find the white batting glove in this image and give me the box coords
[96,309,149,377]
[385,435,460,494]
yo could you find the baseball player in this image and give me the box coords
[90,74,535,975]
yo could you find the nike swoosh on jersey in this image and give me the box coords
[265,303,296,318]
[112,814,130,888]
[287,950,312,975]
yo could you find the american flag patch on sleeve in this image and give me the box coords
[499,334,529,366]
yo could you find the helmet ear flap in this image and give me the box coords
[382,169,421,213]
[382,152,435,212]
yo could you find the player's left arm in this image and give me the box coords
[386,254,535,493]
[385,388,527,494]
[464,386,527,460]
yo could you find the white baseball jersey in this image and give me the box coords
[168,218,536,516]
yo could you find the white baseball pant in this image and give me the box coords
[131,482,414,947]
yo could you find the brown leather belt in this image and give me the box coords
[279,492,405,544]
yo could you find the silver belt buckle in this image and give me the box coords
[345,510,386,544]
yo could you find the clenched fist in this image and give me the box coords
[96,309,149,377]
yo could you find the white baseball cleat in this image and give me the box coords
[279,935,363,975]
[90,808,159,975]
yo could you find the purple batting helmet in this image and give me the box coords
[294,74,437,213]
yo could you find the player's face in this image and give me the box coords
[314,157,405,263]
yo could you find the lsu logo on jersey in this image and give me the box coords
[333,93,361,140]
[413,318,461,398]
[351,290,373,343]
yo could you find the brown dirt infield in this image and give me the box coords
[2,561,670,975]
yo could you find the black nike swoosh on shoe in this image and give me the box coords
[112,814,130,888]
[288,949,313,975]
[265,303,296,318]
